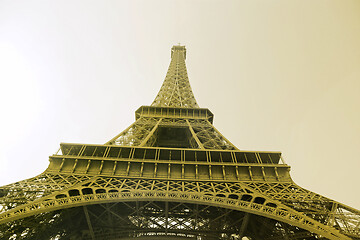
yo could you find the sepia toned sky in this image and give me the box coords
[0,0,359,210]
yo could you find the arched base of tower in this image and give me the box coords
[1,201,324,240]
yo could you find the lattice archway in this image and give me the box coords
[0,189,349,240]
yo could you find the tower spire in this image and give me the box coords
[151,45,199,108]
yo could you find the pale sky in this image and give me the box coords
[0,0,359,210]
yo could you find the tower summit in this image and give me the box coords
[0,46,359,240]
[152,45,198,108]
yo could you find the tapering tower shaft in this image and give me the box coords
[106,45,237,149]
[152,45,199,108]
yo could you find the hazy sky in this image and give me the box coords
[0,0,359,210]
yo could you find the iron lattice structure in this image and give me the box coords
[0,46,359,240]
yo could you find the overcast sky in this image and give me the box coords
[0,0,359,210]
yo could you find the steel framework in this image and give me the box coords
[0,45,359,240]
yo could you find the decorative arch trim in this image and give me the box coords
[0,190,349,240]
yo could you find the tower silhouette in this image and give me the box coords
[0,45,359,240]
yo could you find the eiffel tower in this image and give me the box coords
[0,45,359,240]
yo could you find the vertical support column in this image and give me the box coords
[136,201,140,228]
[165,201,169,234]
[239,213,250,238]
[105,118,142,145]
[186,119,204,149]
[83,206,95,240]
[139,118,163,147]
[206,120,239,150]
[327,202,338,226]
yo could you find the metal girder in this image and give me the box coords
[239,213,250,238]
[83,206,96,240]
[186,119,205,149]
